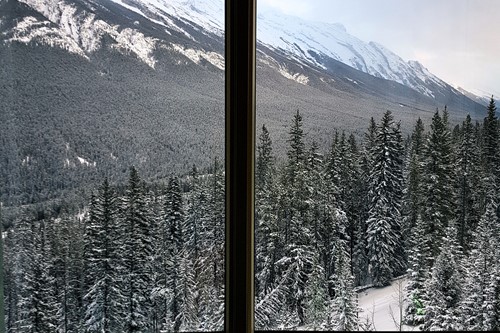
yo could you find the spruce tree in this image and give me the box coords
[276,110,318,326]
[423,226,463,331]
[121,167,153,333]
[13,217,36,332]
[83,180,124,332]
[460,202,499,330]
[455,115,483,251]
[404,215,430,326]
[327,219,359,331]
[255,124,279,296]
[482,96,499,193]
[402,118,425,246]
[324,131,341,208]
[366,111,405,286]
[421,109,455,261]
[164,176,186,332]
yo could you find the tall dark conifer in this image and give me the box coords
[421,109,455,261]
[255,125,279,296]
[455,115,483,251]
[366,111,405,286]
[483,97,499,184]
[83,179,124,332]
[122,167,153,333]
[164,176,186,332]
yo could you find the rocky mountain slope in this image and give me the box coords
[0,0,489,206]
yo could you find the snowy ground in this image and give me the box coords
[358,277,420,331]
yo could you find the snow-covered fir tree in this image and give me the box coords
[421,109,456,262]
[482,97,499,193]
[326,210,360,331]
[423,225,463,331]
[4,103,500,332]
[366,110,405,287]
[404,215,430,326]
[454,115,484,251]
[460,202,499,330]
[83,179,124,332]
[121,167,154,333]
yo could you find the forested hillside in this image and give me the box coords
[3,99,499,331]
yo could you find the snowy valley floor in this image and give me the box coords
[358,277,420,331]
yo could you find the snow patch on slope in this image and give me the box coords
[13,0,158,67]
[278,65,309,85]
[170,43,224,69]
[77,156,96,167]
[109,27,157,67]
[8,16,88,57]
[258,53,309,85]
[21,155,33,166]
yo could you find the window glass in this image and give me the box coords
[255,0,499,330]
[0,0,225,331]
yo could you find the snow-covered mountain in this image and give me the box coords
[1,0,473,101]
[0,0,489,207]
[257,8,450,98]
[1,0,226,68]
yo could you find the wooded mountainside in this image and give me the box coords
[3,99,499,331]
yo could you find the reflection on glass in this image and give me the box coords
[0,0,224,331]
[255,0,499,331]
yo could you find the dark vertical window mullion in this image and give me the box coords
[225,0,256,333]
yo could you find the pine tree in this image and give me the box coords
[121,167,153,333]
[421,109,455,261]
[83,180,124,332]
[184,164,209,330]
[4,225,17,333]
[455,115,483,251]
[34,220,59,332]
[256,124,275,194]
[404,215,430,326]
[460,202,499,330]
[324,131,341,208]
[482,97,499,193]
[353,119,377,287]
[13,217,36,332]
[366,111,405,286]
[255,125,279,296]
[164,176,186,332]
[423,225,463,331]
[0,205,5,332]
[306,141,324,252]
[15,218,59,333]
[304,259,328,329]
[402,118,425,247]
[276,110,319,326]
[327,216,359,331]
[210,158,225,292]
[287,110,306,189]
[197,158,225,331]
[57,215,85,333]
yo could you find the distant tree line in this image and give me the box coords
[2,98,500,331]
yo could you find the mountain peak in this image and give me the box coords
[2,0,474,103]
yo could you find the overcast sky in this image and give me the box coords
[259,0,500,98]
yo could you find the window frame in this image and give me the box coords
[224,1,256,332]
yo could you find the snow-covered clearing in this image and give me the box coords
[358,277,420,331]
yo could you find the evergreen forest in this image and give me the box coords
[2,98,500,331]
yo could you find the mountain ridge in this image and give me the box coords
[0,0,491,207]
[2,0,488,104]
